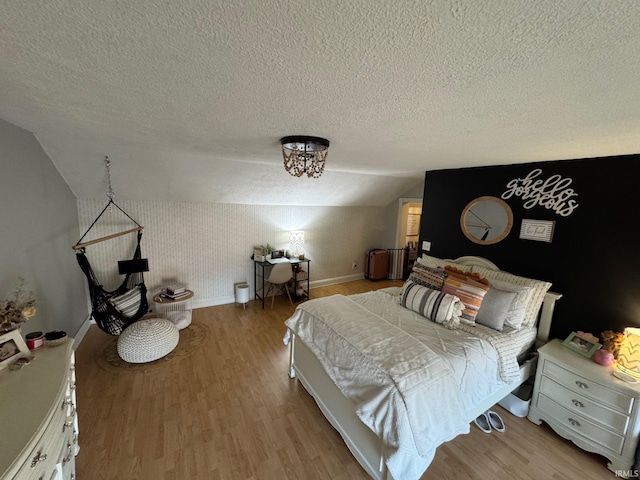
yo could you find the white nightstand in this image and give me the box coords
[529,339,640,476]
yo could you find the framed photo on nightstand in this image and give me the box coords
[0,329,31,370]
[562,331,601,358]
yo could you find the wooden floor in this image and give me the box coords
[75,280,616,479]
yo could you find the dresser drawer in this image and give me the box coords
[539,376,630,434]
[543,360,633,414]
[13,418,62,480]
[538,394,625,454]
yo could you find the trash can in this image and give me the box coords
[235,283,250,308]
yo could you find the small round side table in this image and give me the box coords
[153,290,194,330]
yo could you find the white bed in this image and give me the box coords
[284,256,562,480]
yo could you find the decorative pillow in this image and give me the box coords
[470,266,551,329]
[401,281,462,329]
[109,286,142,318]
[408,263,447,290]
[475,287,517,331]
[443,265,489,285]
[441,271,490,325]
[486,279,533,330]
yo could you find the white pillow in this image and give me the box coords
[471,266,551,330]
[486,279,532,330]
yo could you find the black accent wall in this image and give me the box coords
[419,155,640,341]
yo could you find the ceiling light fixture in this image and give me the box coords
[281,136,330,179]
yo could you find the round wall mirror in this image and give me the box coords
[460,196,513,245]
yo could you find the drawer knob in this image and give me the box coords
[575,381,589,389]
[63,442,73,465]
[30,451,47,468]
[568,418,581,427]
[571,399,585,408]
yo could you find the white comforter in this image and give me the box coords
[284,290,530,480]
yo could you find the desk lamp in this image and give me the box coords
[289,231,304,258]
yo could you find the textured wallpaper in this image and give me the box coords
[76,199,386,308]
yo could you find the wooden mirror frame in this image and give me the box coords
[460,196,514,245]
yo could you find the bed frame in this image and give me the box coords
[287,256,562,480]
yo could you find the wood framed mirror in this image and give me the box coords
[460,196,513,245]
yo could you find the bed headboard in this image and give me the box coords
[451,256,499,270]
[448,256,562,347]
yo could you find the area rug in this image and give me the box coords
[95,320,211,373]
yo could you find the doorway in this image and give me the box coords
[396,197,422,273]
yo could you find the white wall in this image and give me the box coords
[77,199,388,308]
[0,112,420,334]
[381,181,424,249]
[0,118,88,337]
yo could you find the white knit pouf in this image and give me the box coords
[117,317,179,363]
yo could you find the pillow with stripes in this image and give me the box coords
[408,263,447,290]
[401,280,463,329]
[441,271,490,326]
[109,286,142,318]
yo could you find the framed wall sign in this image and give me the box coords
[519,219,555,242]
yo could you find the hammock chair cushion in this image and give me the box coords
[110,285,143,317]
[117,317,179,363]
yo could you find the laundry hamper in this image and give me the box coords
[235,283,250,308]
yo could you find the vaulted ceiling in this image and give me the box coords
[1,1,638,206]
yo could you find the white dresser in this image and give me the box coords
[529,339,640,476]
[0,341,79,480]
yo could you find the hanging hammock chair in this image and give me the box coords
[73,199,149,335]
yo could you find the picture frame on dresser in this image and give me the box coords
[562,331,601,358]
[0,330,30,370]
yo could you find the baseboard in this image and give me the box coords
[191,295,237,310]
[310,273,364,288]
[188,274,366,310]
[72,314,93,349]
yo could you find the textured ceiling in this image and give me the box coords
[1,1,639,206]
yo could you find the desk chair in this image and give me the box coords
[266,262,293,308]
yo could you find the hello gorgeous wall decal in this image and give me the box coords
[501,169,579,217]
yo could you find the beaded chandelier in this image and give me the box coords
[281,136,330,178]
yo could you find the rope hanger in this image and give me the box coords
[72,156,144,250]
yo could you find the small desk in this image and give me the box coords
[254,259,310,309]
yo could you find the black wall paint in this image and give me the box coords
[419,155,640,341]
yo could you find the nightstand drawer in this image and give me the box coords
[539,394,625,454]
[543,360,633,414]
[539,376,630,434]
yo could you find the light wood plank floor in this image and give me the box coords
[75,280,616,479]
